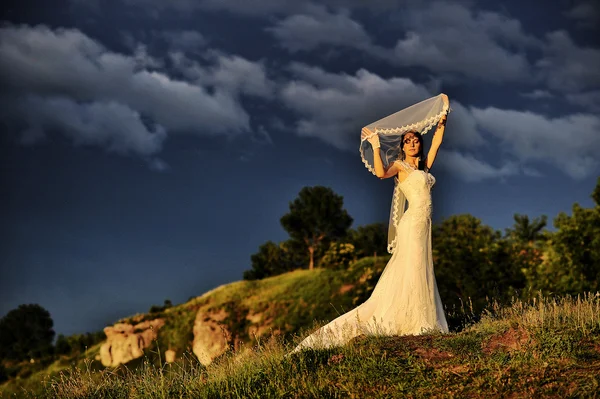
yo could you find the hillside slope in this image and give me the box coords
[0,256,390,396]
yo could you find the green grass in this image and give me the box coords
[3,293,599,398]
[2,259,599,398]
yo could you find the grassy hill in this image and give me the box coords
[2,256,600,398]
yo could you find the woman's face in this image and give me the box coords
[403,132,421,157]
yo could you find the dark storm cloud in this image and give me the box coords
[265,1,600,97]
[113,0,402,16]
[279,62,600,180]
[3,1,599,179]
[278,64,485,151]
[0,24,251,132]
[160,30,207,51]
[565,1,600,29]
[264,2,536,83]
[565,90,600,112]
[536,30,600,93]
[278,66,523,182]
[168,51,275,98]
[389,2,537,82]
[0,24,277,160]
[1,96,166,156]
[520,90,554,100]
[266,7,374,52]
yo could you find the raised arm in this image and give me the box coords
[425,94,449,171]
[363,127,401,179]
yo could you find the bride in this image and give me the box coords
[291,94,450,352]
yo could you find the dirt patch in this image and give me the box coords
[339,284,354,294]
[351,334,456,364]
[414,346,454,362]
[482,327,533,354]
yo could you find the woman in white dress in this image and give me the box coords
[292,94,450,352]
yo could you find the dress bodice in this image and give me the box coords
[396,161,435,218]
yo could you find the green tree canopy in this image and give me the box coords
[0,304,55,361]
[244,241,290,280]
[432,214,526,320]
[348,222,387,258]
[280,186,353,270]
[526,178,600,295]
[504,214,548,244]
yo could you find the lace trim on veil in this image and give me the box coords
[359,104,449,176]
[359,94,449,254]
[387,177,404,253]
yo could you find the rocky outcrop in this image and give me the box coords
[192,309,231,366]
[99,319,165,367]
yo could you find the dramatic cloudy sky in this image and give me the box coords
[1,0,599,336]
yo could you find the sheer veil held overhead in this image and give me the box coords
[360,93,450,254]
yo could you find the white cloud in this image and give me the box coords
[436,150,519,182]
[470,106,600,179]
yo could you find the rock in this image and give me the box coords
[192,309,231,366]
[165,349,176,363]
[99,318,165,367]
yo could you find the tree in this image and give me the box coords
[243,239,309,280]
[319,242,356,269]
[525,179,600,295]
[243,241,289,280]
[149,299,174,313]
[504,214,548,244]
[503,214,547,299]
[55,330,106,357]
[280,186,353,270]
[0,304,55,361]
[348,222,388,258]
[432,215,526,319]
[54,334,71,355]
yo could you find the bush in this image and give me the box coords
[319,242,356,269]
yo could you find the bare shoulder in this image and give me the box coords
[394,160,411,182]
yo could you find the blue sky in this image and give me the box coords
[1,0,599,336]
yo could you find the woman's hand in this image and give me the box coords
[363,127,380,148]
[367,134,380,149]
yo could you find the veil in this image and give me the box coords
[359,93,450,254]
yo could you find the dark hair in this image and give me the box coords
[400,131,428,172]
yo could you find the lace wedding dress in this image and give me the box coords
[292,160,448,352]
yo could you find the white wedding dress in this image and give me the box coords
[292,160,448,352]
